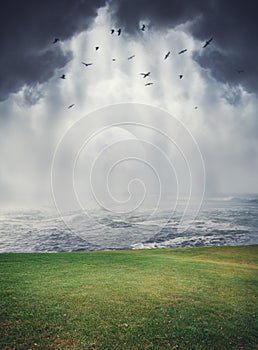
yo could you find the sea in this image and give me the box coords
[0,195,257,253]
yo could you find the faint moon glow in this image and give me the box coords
[51,103,205,240]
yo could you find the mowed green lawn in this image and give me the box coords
[0,245,257,350]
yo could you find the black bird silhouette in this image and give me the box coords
[179,75,183,79]
[237,69,244,73]
[110,29,115,34]
[128,55,135,60]
[53,38,59,44]
[178,49,187,54]
[194,106,198,109]
[117,28,121,36]
[68,104,75,109]
[112,58,116,61]
[164,51,170,60]
[95,46,99,51]
[141,24,146,31]
[82,62,93,67]
[203,37,213,48]
[140,72,151,78]
[60,74,66,79]
[145,82,153,86]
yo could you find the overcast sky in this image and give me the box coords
[0,0,258,209]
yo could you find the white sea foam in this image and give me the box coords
[0,196,257,252]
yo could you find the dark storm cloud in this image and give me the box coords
[109,0,209,32]
[190,1,258,95]
[0,0,106,102]
[110,0,258,95]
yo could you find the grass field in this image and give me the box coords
[0,245,257,349]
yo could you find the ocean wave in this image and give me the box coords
[206,196,258,203]
[131,231,248,250]
[0,197,258,252]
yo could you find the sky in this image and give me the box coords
[0,0,258,210]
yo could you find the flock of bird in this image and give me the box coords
[52,26,216,110]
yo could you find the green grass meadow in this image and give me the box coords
[0,245,257,349]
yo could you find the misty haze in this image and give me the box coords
[1,2,258,350]
[0,1,257,251]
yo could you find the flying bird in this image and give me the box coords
[164,51,170,60]
[237,69,244,73]
[140,72,151,78]
[178,49,187,54]
[145,82,153,86]
[194,106,198,109]
[141,24,146,31]
[117,28,121,36]
[112,58,116,61]
[60,74,66,79]
[110,29,115,34]
[128,55,135,60]
[203,37,213,48]
[53,38,59,44]
[68,104,75,109]
[82,62,93,67]
[179,75,183,79]
[95,46,99,51]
